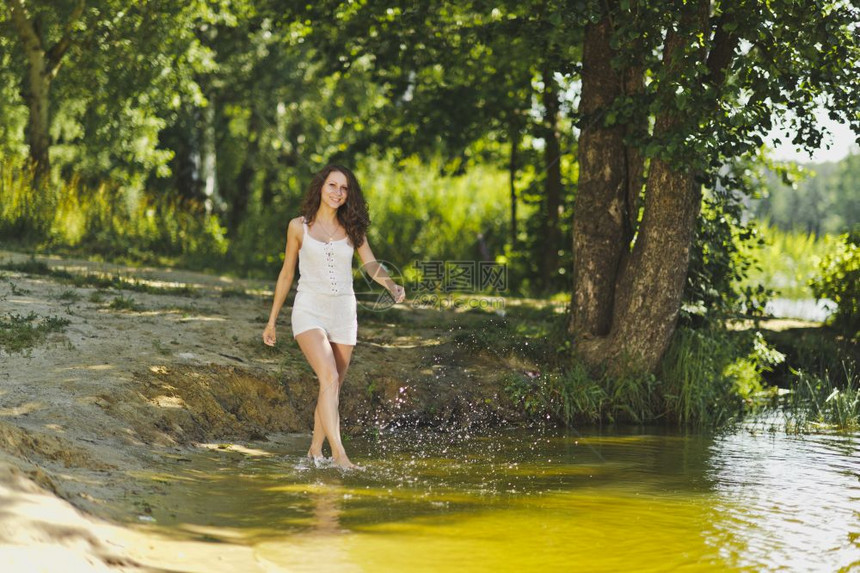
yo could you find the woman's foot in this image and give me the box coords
[332,454,359,470]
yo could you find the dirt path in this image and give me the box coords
[0,250,527,571]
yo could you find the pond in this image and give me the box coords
[127,424,860,572]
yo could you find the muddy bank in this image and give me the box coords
[0,249,536,569]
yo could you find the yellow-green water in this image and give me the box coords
[128,425,860,572]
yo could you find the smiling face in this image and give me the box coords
[321,171,349,210]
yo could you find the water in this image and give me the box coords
[128,426,860,572]
[766,297,835,322]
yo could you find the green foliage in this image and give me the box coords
[360,158,511,269]
[810,231,860,337]
[754,155,860,236]
[684,193,771,325]
[741,224,836,300]
[0,156,229,267]
[0,158,56,241]
[0,312,70,354]
[303,1,584,164]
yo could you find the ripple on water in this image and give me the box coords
[126,427,860,571]
[706,427,860,572]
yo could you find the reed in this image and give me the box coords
[660,327,743,427]
[784,363,860,431]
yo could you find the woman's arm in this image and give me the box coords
[356,239,406,303]
[262,218,303,346]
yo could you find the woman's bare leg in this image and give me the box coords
[308,406,324,458]
[296,329,355,468]
[308,342,354,457]
[329,342,354,450]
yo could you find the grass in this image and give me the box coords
[0,312,71,354]
[757,324,860,432]
[660,327,744,426]
[3,278,31,296]
[783,364,860,431]
[55,289,82,302]
[504,363,661,426]
[109,295,143,311]
[496,313,794,428]
[741,225,837,300]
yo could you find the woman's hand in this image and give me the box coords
[262,324,277,346]
[389,284,406,304]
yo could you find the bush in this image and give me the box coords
[810,230,860,338]
[357,157,513,284]
[0,157,58,242]
[0,156,229,267]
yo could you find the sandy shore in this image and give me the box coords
[0,250,520,571]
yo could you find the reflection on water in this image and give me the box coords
[128,426,860,572]
[707,423,860,571]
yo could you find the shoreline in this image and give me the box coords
[0,249,526,570]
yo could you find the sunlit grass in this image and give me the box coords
[783,364,860,432]
[741,224,838,300]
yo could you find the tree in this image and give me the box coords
[570,0,860,372]
[3,0,84,183]
[299,1,584,291]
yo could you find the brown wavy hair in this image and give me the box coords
[300,165,370,248]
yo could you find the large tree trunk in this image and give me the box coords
[540,69,563,290]
[609,156,701,369]
[571,0,710,373]
[23,45,51,184]
[570,16,630,338]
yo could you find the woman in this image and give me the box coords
[262,165,406,469]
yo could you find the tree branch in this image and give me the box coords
[45,0,85,78]
[705,12,740,90]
